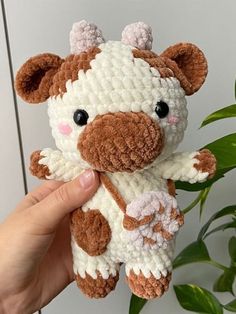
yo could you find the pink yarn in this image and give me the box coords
[167,115,180,125]
[70,20,105,54]
[125,191,181,250]
[121,22,153,50]
[58,122,72,135]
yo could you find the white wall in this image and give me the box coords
[1,0,235,313]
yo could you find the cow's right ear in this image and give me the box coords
[15,53,63,104]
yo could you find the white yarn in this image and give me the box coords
[48,41,187,166]
[156,151,209,183]
[38,40,212,282]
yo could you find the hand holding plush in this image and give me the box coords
[15,20,216,299]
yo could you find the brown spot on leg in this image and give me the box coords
[70,208,111,256]
[127,270,172,299]
[76,271,119,298]
[30,150,50,179]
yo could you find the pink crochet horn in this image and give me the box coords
[121,22,153,50]
[70,20,105,54]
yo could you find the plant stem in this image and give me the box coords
[206,259,229,272]
[182,191,204,214]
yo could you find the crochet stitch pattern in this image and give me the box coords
[15,20,217,300]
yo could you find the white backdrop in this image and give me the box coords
[0,0,235,313]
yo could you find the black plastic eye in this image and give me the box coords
[155,101,169,119]
[73,109,89,126]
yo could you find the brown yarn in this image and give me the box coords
[194,149,217,178]
[75,271,119,298]
[132,49,174,78]
[100,173,127,213]
[143,237,156,246]
[123,213,155,231]
[167,179,176,197]
[49,47,101,97]
[133,43,207,95]
[78,112,164,173]
[170,208,184,226]
[29,150,50,179]
[15,53,63,103]
[161,43,208,95]
[126,270,172,299]
[70,208,111,256]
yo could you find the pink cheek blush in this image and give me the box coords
[58,123,72,135]
[167,116,180,125]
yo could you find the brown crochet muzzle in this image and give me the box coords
[78,111,164,172]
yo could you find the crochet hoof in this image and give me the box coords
[126,270,171,299]
[75,271,119,298]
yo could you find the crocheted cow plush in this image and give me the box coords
[15,21,216,299]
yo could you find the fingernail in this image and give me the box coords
[79,170,95,190]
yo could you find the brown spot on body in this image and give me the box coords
[76,271,119,298]
[127,270,172,299]
[194,149,217,178]
[78,112,164,173]
[70,208,111,256]
[30,150,50,179]
[49,47,101,97]
[133,43,208,96]
[132,49,174,78]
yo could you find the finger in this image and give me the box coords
[16,180,64,210]
[27,170,100,233]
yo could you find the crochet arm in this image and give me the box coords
[157,149,216,184]
[30,148,83,182]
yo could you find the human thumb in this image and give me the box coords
[29,170,99,232]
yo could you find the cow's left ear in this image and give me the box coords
[15,53,64,104]
[161,43,208,95]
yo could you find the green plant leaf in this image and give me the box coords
[229,236,236,263]
[200,104,236,127]
[204,218,236,238]
[224,299,236,312]
[206,133,236,171]
[176,133,236,192]
[198,205,236,240]
[200,186,212,217]
[174,284,223,314]
[129,294,147,314]
[213,269,235,294]
[176,171,225,191]
[173,240,210,269]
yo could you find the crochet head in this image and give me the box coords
[15,20,208,173]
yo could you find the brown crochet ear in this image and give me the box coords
[15,53,64,104]
[160,43,208,95]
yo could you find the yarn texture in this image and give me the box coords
[15,20,217,300]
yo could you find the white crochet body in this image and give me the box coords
[72,171,174,280]
[39,40,210,281]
